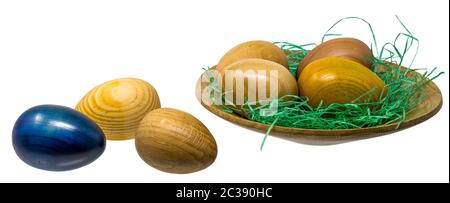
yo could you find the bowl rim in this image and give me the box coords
[196,64,443,143]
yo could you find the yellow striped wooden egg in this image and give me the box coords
[217,40,289,71]
[298,57,386,107]
[76,78,161,140]
[135,108,217,174]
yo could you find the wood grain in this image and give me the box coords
[219,58,298,106]
[298,57,386,107]
[135,108,217,174]
[217,40,289,71]
[76,78,161,140]
[196,65,443,145]
[297,38,374,76]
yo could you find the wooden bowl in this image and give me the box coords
[195,65,443,145]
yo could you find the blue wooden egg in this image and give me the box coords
[12,105,106,171]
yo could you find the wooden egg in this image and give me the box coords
[219,58,298,107]
[135,108,217,174]
[298,57,386,107]
[76,78,161,140]
[297,38,374,76]
[217,40,289,71]
[13,105,106,171]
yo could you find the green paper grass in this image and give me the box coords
[203,16,444,150]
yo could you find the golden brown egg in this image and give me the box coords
[297,38,374,76]
[76,78,161,140]
[217,40,289,71]
[298,57,386,107]
[219,58,298,107]
[135,108,217,174]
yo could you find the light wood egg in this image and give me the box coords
[135,108,217,174]
[219,58,298,107]
[217,40,289,71]
[76,78,161,140]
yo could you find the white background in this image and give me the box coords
[0,0,448,183]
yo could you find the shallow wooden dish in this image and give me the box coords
[196,65,443,145]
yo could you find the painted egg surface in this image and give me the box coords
[12,105,106,171]
[135,108,217,174]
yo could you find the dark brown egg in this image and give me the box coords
[297,38,374,76]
